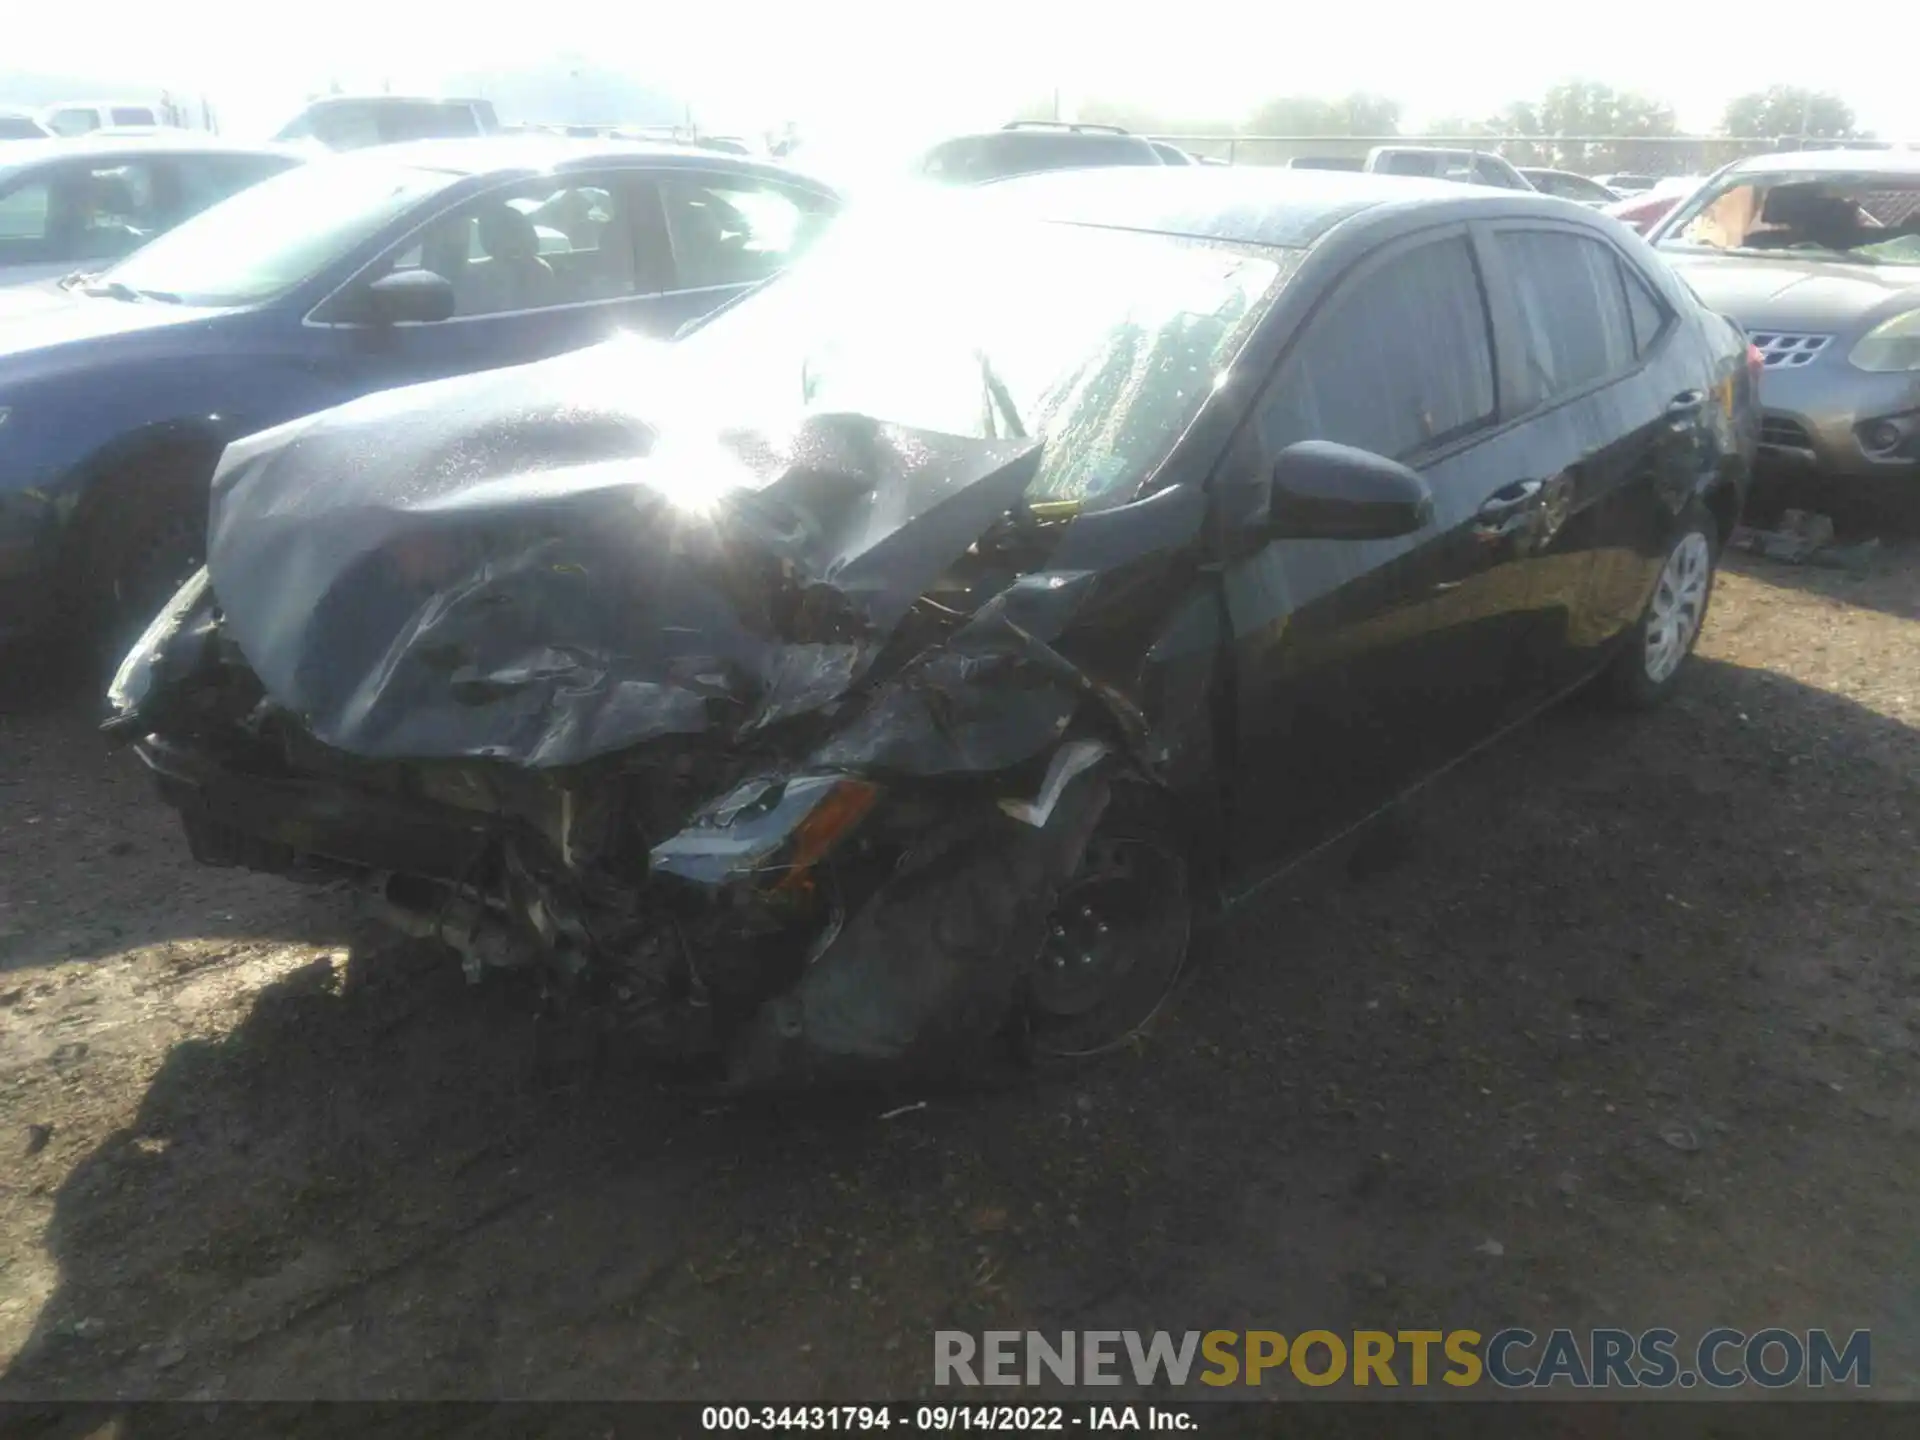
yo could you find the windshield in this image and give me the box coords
[674,206,1290,507]
[102,158,461,305]
[1657,171,1920,265]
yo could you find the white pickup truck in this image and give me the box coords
[1286,146,1535,190]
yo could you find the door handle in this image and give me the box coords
[1476,478,1543,520]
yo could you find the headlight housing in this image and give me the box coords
[1849,310,1920,373]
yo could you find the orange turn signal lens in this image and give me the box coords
[775,779,879,891]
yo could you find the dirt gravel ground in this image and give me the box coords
[1,539,1916,1410]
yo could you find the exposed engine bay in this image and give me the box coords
[109,364,1216,1086]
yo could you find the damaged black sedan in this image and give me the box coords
[107,169,1758,1087]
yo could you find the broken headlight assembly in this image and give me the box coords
[649,771,879,893]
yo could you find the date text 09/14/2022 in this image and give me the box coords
[701,1405,1190,1431]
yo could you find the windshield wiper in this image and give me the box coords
[975,349,1026,440]
[78,279,145,301]
[76,279,184,303]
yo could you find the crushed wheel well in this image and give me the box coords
[1704,482,1742,548]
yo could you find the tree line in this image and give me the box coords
[1015,83,1872,174]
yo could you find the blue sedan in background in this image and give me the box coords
[0,135,305,291]
[0,137,841,662]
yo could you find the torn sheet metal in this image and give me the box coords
[726,765,1113,1085]
[999,738,1109,826]
[204,356,1042,769]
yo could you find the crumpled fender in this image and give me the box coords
[724,763,1113,1086]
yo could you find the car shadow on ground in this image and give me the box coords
[4,655,1917,1413]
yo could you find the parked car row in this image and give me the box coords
[0,135,304,290]
[88,157,1762,1086]
[0,98,182,140]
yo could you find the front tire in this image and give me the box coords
[1598,506,1719,709]
[1020,781,1195,1060]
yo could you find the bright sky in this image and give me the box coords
[9,0,1915,152]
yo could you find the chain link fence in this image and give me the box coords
[1149,133,1907,177]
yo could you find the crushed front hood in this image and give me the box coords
[206,351,1042,768]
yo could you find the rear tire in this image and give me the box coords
[1597,504,1719,710]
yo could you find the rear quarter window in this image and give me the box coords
[1617,259,1672,356]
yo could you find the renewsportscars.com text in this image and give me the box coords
[934,1328,1870,1390]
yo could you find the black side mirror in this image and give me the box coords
[1267,440,1434,540]
[360,269,456,325]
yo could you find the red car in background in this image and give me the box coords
[1606,176,1706,233]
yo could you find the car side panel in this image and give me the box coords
[1570,259,1756,656]
[1216,225,1576,871]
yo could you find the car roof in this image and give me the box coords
[1727,148,1920,177]
[0,135,305,173]
[41,98,163,110]
[353,135,833,187]
[982,164,1592,249]
[298,94,489,107]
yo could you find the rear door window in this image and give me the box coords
[1376,151,1449,178]
[1494,229,1637,404]
[381,102,482,143]
[45,108,100,137]
[311,109,385,150]
[1260,233,1497,461]
[0,176,53,260]
[658,175,834,290]
[0,160,168,266]
[111,107,157,126]
[380,172,648,316]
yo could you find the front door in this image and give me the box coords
[308,167,837,394]
[1220,225,1563,872]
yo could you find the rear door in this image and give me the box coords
[644,169,839,333]
[1476,221,1692,684]
[1222,226,1565,868]
[0,155,170,284]
[308,166,838,393]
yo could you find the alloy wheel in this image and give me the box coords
[1643,531,1712,684]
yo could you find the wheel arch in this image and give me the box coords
[55,418,232,589]
[1700,476,1743,550]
